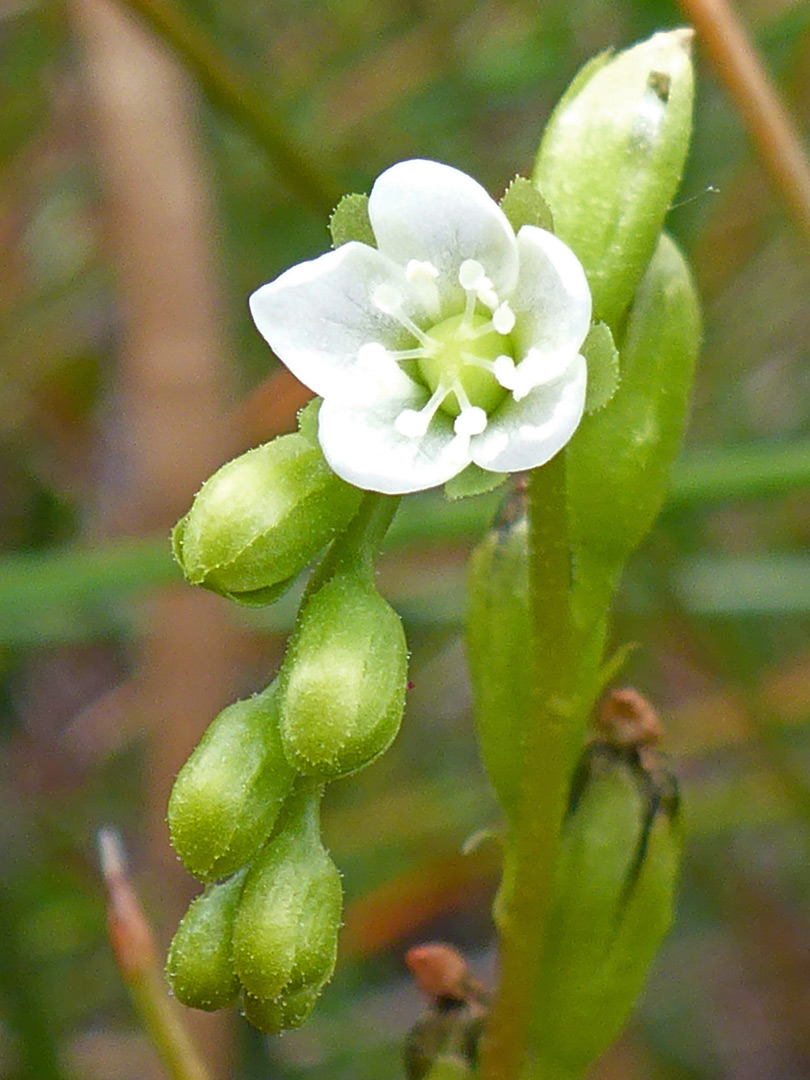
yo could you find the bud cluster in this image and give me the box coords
[167,405,408,1031]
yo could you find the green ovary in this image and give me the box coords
[418,313,512,417]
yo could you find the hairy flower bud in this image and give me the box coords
[232,784,342,1006]
[172,419,362,605]
[533,29,694,329]
[166,870,246,1011]
[531,733,680,1077]
[168,683,295,881]
[466,484,529,820]
[278,571,408,778]
[240,980,324,1034]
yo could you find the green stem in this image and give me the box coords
[114,0,341,214]
[306,492,401,591]
[480,455,575,1080]
[127,970,212,1080]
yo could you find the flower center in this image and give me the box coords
[419,312,509,418]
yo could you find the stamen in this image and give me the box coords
[452,381,488,436]
[493,354,518,389]
[492,302,515,335]
[394,383,449,438]
[372,283,435,349]
[458,260,485,290]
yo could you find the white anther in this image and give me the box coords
[459,259,485,290]
[454,406,488,437]
[493,354,517,389]
[406,260,439,284]
[395,409,430,437]
[372,284,402,314]
[492,302,515,335]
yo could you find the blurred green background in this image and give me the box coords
[3,0,810,1076]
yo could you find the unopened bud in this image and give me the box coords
[232,784,342,1006]
[531,727,680,1076]
[534,29,694,329]
[168,683,295,881]
[173,416,362,606]
[166,870,246,1011]
[279,571,408,778]
[240,980,324,1034]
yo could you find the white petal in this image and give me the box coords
[368,160,519,312]
[249,242,420,398]
[509,226,592,360]
[318,383,471,495]
[471,354,586,472]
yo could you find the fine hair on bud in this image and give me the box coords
[168,682,295,881]
[278,571,408,778]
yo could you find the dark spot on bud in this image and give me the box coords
[648,70,671,102]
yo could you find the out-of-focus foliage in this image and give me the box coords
[3,0,810,1078]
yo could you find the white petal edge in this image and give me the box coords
[470,354,587,472]
[509,226,592,361]
[368,160,519,311]
[249,242,420,399]
[318,383,471,495]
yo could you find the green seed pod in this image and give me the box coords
[531,741,680,1078]
[278,571,408,778]
[166,869,246,1011]
[567,233,701,613]
[240,980,324,1034]
[466,484,529,821]
[168,683,295,881]
[533,29,694,330]
[232,784,342,1004]
[172,421,362,606]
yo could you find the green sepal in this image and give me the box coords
[296,396,322,445]
[278,569,408,779]
[240,981,325,1034]
[444,463,507,501]
[533,30,694,329]
[329,192,375,248]
[166,869,247,1011]
[582,320,620,414]
[168,682,295,881]
[232,783,342,1005]
[499,175,554,233]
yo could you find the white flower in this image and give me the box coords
[249,160,592,495]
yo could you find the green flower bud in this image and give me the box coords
[567,233,701,613]
[166,870,246,1011]
[531,737,680,1077]
[278,571,408,778]
[168,683,295,881]
[232,784,342,1004]
[172,421,362,606]
[533,29,694,329]
[466,484,529,821]
[240,980,324,1034]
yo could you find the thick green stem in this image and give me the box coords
[480,456,576,1080]
[307,492,400,591]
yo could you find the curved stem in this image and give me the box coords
[114,0,342,214]
[676,0,810,248]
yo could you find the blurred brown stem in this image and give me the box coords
[677,0,810,248]
[99,830,211,1080]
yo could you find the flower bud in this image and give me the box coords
[533,29,694,329]
[466,484,529,821]
[166,870,246,1011]
[567,233,701,610]
[172,424,362,606]
[168,683,295,881]
[231,784,342,1005]
[240,980,324,1034]
[530,734,680,1076]
[278,571,408,778]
